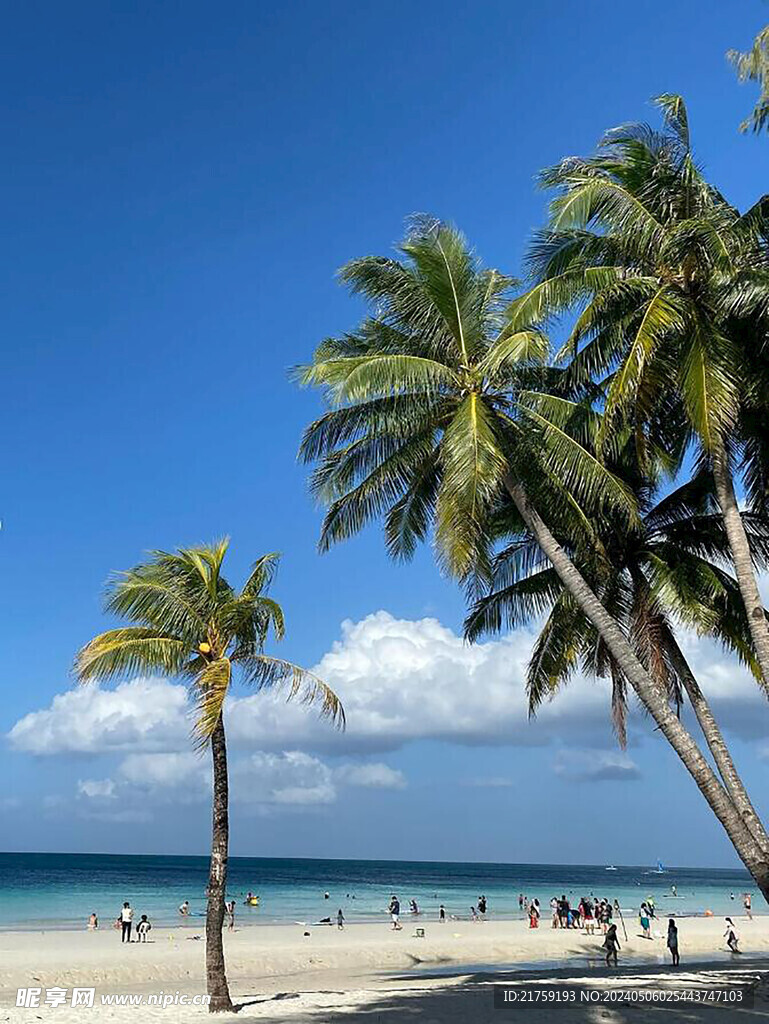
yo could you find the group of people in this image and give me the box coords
[543,894,617,933]
[113,902,151,943]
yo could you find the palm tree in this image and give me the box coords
[729,26,769,133]
[467,433,769,854]
[516,94,769,694]
[297,220,769,897]
[75,541,343,1013]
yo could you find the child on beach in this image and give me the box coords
[724,918,741,953]
[667,918,679,966]
[603,923,620,966]
[88,912,98,930]
[136,915,151,942]
[528,901,539,929]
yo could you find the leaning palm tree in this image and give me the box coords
[516,94,769,693]
[467,429,769,855]
[297,220,769,897]
[75,541,343,1013]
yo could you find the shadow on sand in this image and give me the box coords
[233,957,769,1023]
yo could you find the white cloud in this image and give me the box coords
[232,751,336,806]
[553,749,640,783]
[227,612,613,754]
[333,762,406,789]
[77,778,116,800]
[8,678,188,755]
[119,751,209,791]
[10,612,769,770]
[112,750,337,808]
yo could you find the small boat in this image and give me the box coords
[605,865,618,871]
[652,860,666,874]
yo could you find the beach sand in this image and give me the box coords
[1,915,768,1021]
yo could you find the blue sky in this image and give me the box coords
[3,0,769,867]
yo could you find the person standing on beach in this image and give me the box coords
[439,904,445,923]
[227,900,235,931]
[337,908,345,930]
[528,901,540,929]
[550,897,558,928]
[603,923,620,966]
[724,918,741,953]
[389,896,402,930]
[744,894,753,920]
[639,902,651,939]
[667,919,679,966]
[120,902,133,943]
[88,912,98,931]
[478,895,487,919]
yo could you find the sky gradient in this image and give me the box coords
[3,0,769,867]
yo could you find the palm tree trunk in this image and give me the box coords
[206,716,234,1013]
[504,475,769,899]
[712,443,769,694]
[663,629,769,854]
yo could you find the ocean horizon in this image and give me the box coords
[0,851,753,931]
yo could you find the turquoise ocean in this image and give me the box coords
[0,853,755,931]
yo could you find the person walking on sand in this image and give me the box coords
[603,923,620,966]
[337,908,344,930]
[528,901,540,929]
[639,902,651,939]
[667,918,679,966]
[744,893,753,920]
[120,902,133,943]
[227,899,235,931]
[725,918,741,953]
[478,895,487,919]
[389,896,402,930]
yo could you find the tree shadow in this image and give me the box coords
[233,958,769,1023]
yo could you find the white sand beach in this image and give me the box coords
[2,916,769,1022]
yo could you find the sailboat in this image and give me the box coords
[653,860,666,874]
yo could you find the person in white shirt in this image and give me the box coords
[120,902,133,943]
[179,900,190,916]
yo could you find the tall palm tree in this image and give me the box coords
[516,94,769,694]
[729,26,769,133]
[75,541,343,1013]
[467,434,769,854]
[297,220,769,897]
